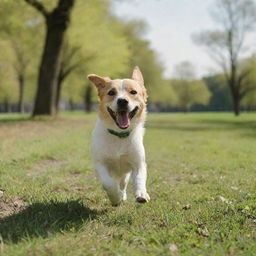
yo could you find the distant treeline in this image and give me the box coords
[1,72,254,113]
[0,0,256,116]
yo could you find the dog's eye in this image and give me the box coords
[130,90,137,95]
[108,90,116,96]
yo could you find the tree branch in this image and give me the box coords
[23,0,49,18]
[60,63,80,81]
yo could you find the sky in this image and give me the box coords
[112,0,220,78]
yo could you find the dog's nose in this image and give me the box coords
[117,98,128,108]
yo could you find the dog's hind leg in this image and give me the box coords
[119,172,131,201]
[95,163,122,206]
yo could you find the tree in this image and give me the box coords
[24,0,76,116]
[62,0,131,112]
[84,84,93,112]
[0,40,19,112]
[240,56,256,110]
[193,0,256,115]
[122,21,176,105]
[0,1,42,113]
[203,74,233,111]
[172,61,211,112]
[55,40,84,111]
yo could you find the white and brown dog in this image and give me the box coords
[88,67,150,206]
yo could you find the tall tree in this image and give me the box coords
[203,74,233,111]
[0,1,42,113]
[55,40,83,110]
[24,0,75,116]
[172,62,211,112]
[193,0,256,115]
[0,40,19,112]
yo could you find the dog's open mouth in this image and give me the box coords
[107,106,139,129]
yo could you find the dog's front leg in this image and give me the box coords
[132,162,150,203]
[95,163,122,206]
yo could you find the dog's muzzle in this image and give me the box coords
[107,104,139,130]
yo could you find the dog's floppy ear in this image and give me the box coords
[87,74,111,89]
[132,66,144,86]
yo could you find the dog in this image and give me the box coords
[87,66,150,206]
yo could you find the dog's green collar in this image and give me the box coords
[107,129,130,138]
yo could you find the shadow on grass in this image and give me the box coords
[0,200,105,243]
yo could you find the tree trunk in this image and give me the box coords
[182,105,189,113]
[69,99,75,111]
[18,74,25,113]
[55,78,62,112]
[4,98,11,113]
[84,85,92,112]
[229,80,240,116]
[32,0,75,116]
[233,95,240,116]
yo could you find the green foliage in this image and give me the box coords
[122,21,176,104]
[203,74,233,111]
[242,90,256,109]
[172,79,211,111]
[171,62,211,111]
[0,0,44,104]
[0,40,18,103]
[240,56,256,108]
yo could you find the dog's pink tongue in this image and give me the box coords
[117,112,130,129]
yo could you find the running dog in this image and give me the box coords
[88,66,150,206]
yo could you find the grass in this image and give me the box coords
[0,112,255,256]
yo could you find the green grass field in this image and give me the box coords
[0,112,255,256]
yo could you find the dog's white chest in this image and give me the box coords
[91,120,144,178]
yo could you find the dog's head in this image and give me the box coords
[88,66,147,130]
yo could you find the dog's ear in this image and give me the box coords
[132,66,144,87]
[87,74,111,89]
[132,66,147,102]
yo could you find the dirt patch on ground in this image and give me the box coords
[0,117,92,149]
[0,196,27,218]
[28,157,64,176]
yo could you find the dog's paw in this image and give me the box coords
[135,192,150,203]
[121,192,127,201]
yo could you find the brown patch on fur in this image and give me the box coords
[87,74,111,89]
[122,79,147,104]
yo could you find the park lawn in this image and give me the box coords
[0,112,255,256]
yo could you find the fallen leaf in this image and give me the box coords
[197,227,210,237]
[218,196,232,204]
[182,204,191,210]
[0,190,3,199]
[169,243,178,253]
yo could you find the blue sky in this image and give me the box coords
[112,0,220,78]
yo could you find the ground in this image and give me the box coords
[0,112,255,256]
